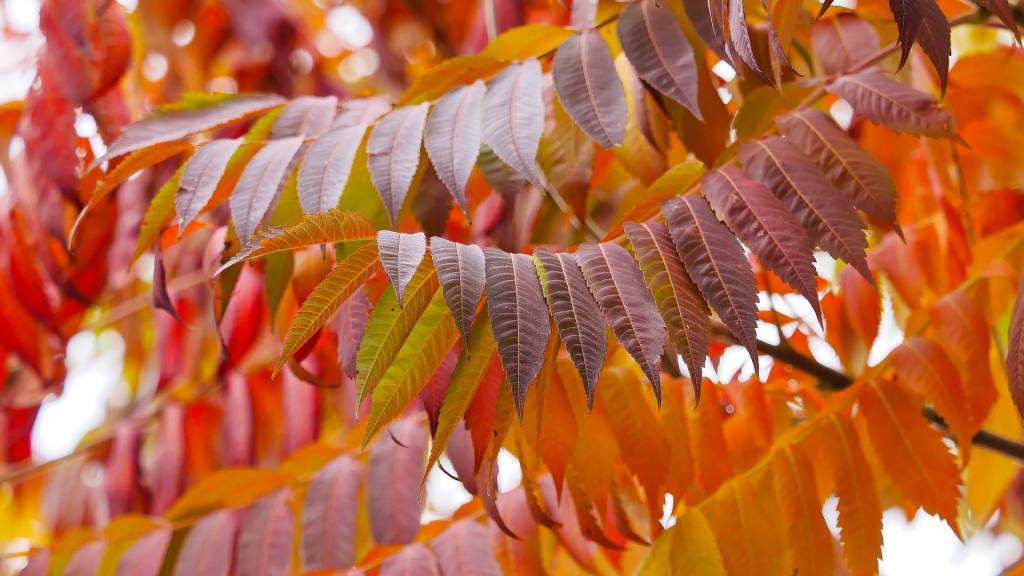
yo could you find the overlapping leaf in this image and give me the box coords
[271,95,337,138]
[811,14,880,74]
[430,237,485,346]
[662,195,759,366]
[533,248,607,407]
[1008,277,1024,420]
[684,0,729,62]
[424,81,485,213]
[484,248,551,417]
[276,242,381,372]
[94,93,284,166]
[577,243,666,400]
[377,231,427,308]
[702,166,821,323]
[229,135,304,243]
[618,0,702,119]
[216,208,375,275]
[367,417,427,545]
[176,138,243,231]
[367,103,430,226]
[828,69,955,137]
[890,0,951,93]
[776,108,899,231]
[481,59,546,187]
[553,30,627,149]
[739,136,871,282]
[302,455,362,571]
[772,446,834,576]
[235,490,293,576]
[728,0,769,83]
[297,123,368,215]
[625,221,709,396]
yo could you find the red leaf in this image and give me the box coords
[727,0,769,84]
[117,527,171,576]
[553,30,628,149]
[702,166,820,324]
[484,248,551,417]
[662,195,759,365]
[827,69,955,137]
[302,455,363,571]
[367,417,428,544]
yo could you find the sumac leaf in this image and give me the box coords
[271,95,338,138]
[702,166,820,323]
[430,237,486,346]
[277,242,381,372]
[776,108,898,231]
[481,59,546,187]
[484,248,551,417]
[662,195,759,365]
[624,221,710,396]
[117,528,171,576]
[618,0,702,120]
[1009,275,1024,422]
[302,455,363,571]
[377,230,428,308]
[94,93,284,166]
[553,30,628,149]
[576,242,666,400]
[728,0,769,83]
[571,0,599,29]
[890,0,951,93]
[380,544,440,576]
[771,446,834,576]
[368,103,430,226]
[827,69,954,137]
[975,0,1020,43]
[235,490,293,576]
[297,123,368,215]
[739,136,871,282]
[424,81,485,213]
[176,138,242,231]
[533,248,607,407]
[430,520,502,575]
[229,135,304,243]
[811,14,880,75]
[332,287,372,380]
[684,0,729,62]
[368,417,428,545]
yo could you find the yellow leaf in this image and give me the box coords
[636,508,725,576]
[688,382,734,500]
[163,469,292,523]
[480,24,575,61]
[132,163,184,261]
[772,445,835,576]
[701,478,784,575]
[363,288,458,447]
[276,241,381,372]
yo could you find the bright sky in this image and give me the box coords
[2,0,1021,573]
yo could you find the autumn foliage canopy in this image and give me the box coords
[4,0,1024,573]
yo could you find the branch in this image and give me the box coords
[711,322,1024,463]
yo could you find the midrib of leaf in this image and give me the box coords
[578,33,613,145]
[598,245,656,375]
[793,111,874,199]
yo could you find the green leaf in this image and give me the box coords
[637,508,726,575]
[132,164,185,261]
[363,289,458,447]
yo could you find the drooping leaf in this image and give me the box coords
[367,103,431,227]
[377,230,427,308]
[215,208,375,275]
[176,138,243,231]
[1009,275,1024,422]
[481,59,546,188]
[152,245,180,322]
[94,92,284,166]
[533,248,607,407]
[618,0,702,119]
[891,336,973,459]
[229,135,305,243]
[684,0,729,62]
[367,417,428,545]
[356,258,440,406]
[363,289,458,445]
[624,221,710,395]
[297,123,369,215]
[728,0,769,83]
[424,80,485,213]
[811,14,880,75]
[430,237,486,347]
[772,445,834,576]
[931,291,997,428]
[776,108,898,231]
[576,242,666,400]
[234,490,293,576]
[890,0,951,93]
[827,69,955,137]
[701,479,781,575]
[430,520,502,576]
[301,455,362,571]
[553,30,628,149]
[859,379,962,534]
[276,242,381,372]
[702,166,820,324]
[484,248,552,417]
[739,136,871,282]
[271,95,338,138]
[636,508,725,576]
[662,195,759,365]
[974,0,1020,43]
[803,413,882,576]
